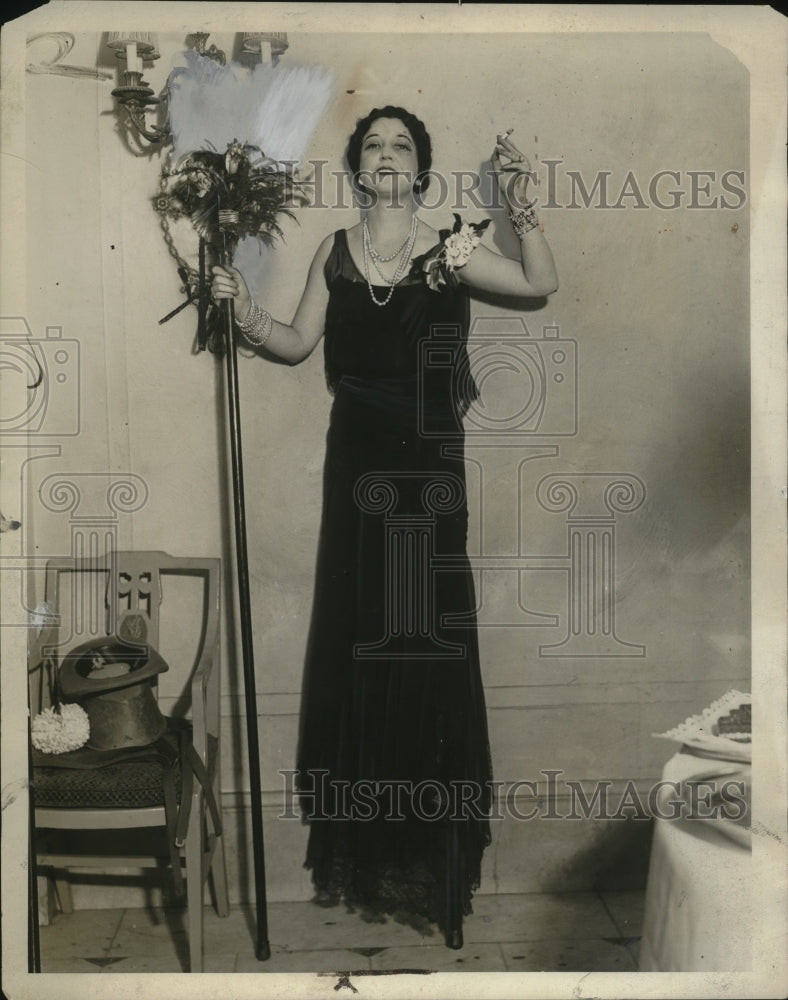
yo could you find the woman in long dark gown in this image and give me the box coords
[212,106,558,949]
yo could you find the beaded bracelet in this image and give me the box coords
[509,205,539,237]
[236,300,273,347]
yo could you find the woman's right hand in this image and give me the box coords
[211,265,252,323]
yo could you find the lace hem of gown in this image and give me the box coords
[303,814,492,936]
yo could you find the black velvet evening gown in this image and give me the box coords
[296,228,493,947]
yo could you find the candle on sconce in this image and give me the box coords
[125,42,140,74]
[242,32,289,67]
[107,31,158,78]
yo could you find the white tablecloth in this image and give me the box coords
[639,750,752,971]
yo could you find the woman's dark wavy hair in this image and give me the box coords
[345,105,433,195]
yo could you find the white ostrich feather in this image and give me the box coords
[168,51,335,164]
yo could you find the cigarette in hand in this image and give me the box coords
[497,128,514,142]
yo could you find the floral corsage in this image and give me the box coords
[420,214,491,291]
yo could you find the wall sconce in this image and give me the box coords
[107,31,169,144]
[108,31,290,147]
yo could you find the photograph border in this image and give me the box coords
[2,4,786,999]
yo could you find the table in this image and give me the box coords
[639,749,752,971]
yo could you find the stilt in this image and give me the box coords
[218,218,270,961]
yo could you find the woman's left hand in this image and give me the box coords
[491,130,533,211]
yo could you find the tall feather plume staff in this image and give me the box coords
[157,51,334,349]
[156,48,334,962]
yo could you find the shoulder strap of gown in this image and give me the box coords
[323,229,357,288]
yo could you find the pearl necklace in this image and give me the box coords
[361,216,418,307]
[365,218,415,262]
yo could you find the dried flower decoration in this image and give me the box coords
[154,140,308,352]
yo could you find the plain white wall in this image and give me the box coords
[23,28,749,903]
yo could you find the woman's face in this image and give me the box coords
[357,117,419,198]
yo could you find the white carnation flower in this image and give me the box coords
[31,703,90,754]
[445,240,464,263]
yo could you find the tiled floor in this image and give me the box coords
[35,889,644,974]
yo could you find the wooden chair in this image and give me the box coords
[29,551,229,972]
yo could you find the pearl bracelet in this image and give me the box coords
[509,205,539,237]
[236,300,273,347]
